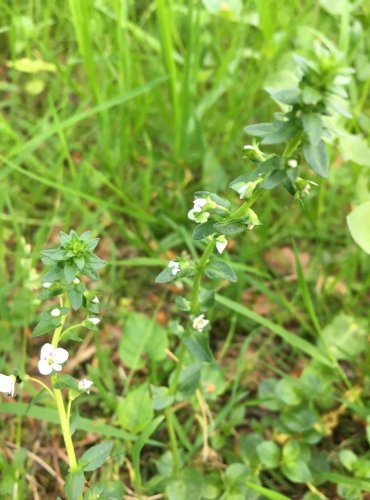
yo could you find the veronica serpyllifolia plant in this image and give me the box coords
[154,41,352,471]
[0,230,112,499]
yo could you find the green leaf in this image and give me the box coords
[59,231,71,246]
[303,140,328,177]
[192,221,216,240]
[155,266,176,284]
[205,260,237,282]
[67,287,83,310]
[151,386,174,411]
[175,296,191,311]
[262,121,297,145]
[177,363,202,398]
[74,256,85,270]
[64,260,79,283]
[41,265,64,282]
[79,442,113,472]
[244,122,274,137]
[275,378,301,406]
[194,191,231,210]
[198,289,215,311]
[282,460,312,483]
[339,450,358,472]
[182,332,213,362]
[117,385,153,433]
[132,416,164,489]
[319,314,367,360]
[302,113,322,145]
[266,87,301,104]
[32,317,56,337]
[347,202,370,253]
[256,441,281,469]
[214,221,246,236]
[54,375,79,391]
[302,86,321,105]
[119,312,168,369]
[165,468,204,500]
[281,407,318,433]
[65,470,85,500]
[261,169,287,189]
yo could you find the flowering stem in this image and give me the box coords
[166,240,216,471]
[50,294,78,470]
[229,191,260,221]
[52,380,78,470]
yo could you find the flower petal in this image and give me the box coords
[54,348,69,364]
[38,360,53,375]
[52,363,63,372]
[0,374,14,395]
[40,343,55,360]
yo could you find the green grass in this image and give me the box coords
[0,1,369,499]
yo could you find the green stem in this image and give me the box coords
[28,376,55,398]
[166,240,216,471]
[53,382,78,470]
[229,192,261,221]
[50,295,78,470]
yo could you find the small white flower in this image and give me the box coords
[42,282,52,289]
[168,260,180,276]
[216,237,228,254]
[38,343,69,375]
[91,296,99,304]
[247,208,261,231]
[236,184,248,198]
[193,198,207,210]
[87,317,100,326]
[73,277,80,285]
[188,198,210,223]
[0,374,16,397]
[288,159,298,168]
[192,314,209,332]
[78,378,93,393]
[243,145,254,150]
[50,308,61,317]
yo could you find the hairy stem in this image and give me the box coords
[51,294,78,470]
[166,240,216,471]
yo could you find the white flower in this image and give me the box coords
[73,277,80,285]
[78,378,93,393]
[38,343,69,375]
[216,237,228,254]
[168,260,180,276]
[42,282,52,289]
[243,145,254,150]
[193,198,207,210]
[247,208,261,231]
[192,314,209,332]
[0,374,16,397]
[87,317,100,326]
[236,181,258,199]
[91,296,99,304]
[50,308,61,317]
[236,184,248,198]
[288,159,298,168]
[188,198,210,223]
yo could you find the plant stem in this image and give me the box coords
[53,381,78,470]
[28,376,55,398]
[50,295,78,470]
[166,240,216,471]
